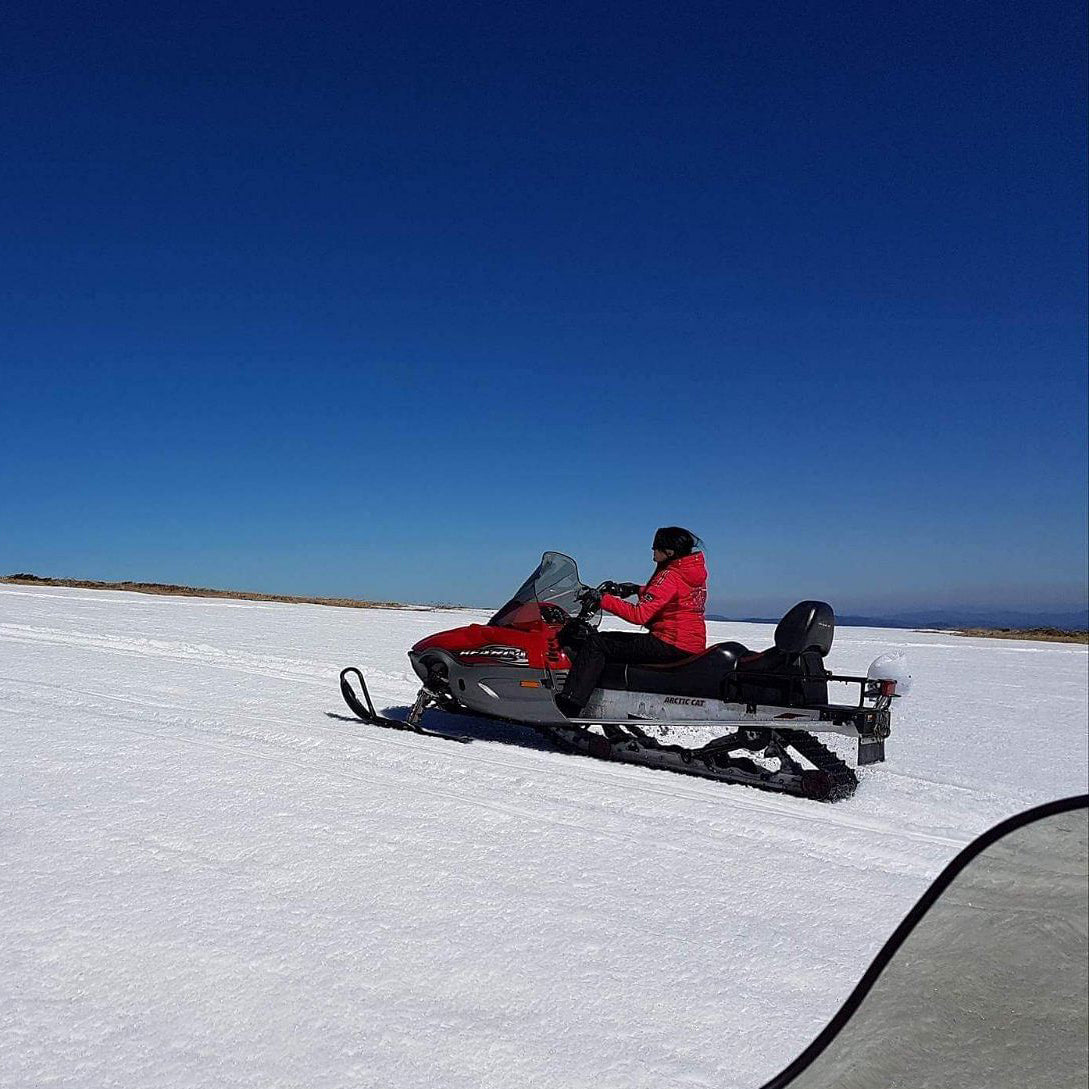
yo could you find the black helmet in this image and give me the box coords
[653,526,699,557]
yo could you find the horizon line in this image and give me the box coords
[4,572,1087,630]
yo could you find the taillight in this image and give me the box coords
[879,679,897,697]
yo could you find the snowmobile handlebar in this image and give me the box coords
[538,589,603,627]
[569,580,627,622]
[574,585,604,619]
[544,582,619,626]
[597,581,639,598]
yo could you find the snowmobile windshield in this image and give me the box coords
[489,552,590,629]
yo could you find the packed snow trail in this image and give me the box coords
[2,586,1086,1089]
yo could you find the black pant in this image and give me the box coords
[558,627,688,707]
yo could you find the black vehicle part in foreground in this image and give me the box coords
[760,795,1089,1089]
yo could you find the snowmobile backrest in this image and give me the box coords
[774,601,834,657]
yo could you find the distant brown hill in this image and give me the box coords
[1,573,459,611]
[952,627,1088,644]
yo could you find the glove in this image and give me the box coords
[575,586,602,610]
[614,582,641,598]
[597,580,621,595]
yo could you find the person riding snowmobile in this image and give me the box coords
[554,527,708,718]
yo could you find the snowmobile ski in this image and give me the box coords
[339,667,472,744]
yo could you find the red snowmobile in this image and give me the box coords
[339,552,900,802]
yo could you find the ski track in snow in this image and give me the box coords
[1,585,1086,1089]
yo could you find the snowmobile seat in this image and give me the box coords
[597,602,835,705]
[600,641,751,699]
[728,601,834,706]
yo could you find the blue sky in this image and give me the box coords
[2,0,1086,615]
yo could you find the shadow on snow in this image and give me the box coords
[324,705,559,752]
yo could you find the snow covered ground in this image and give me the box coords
[2,584,1086,1089]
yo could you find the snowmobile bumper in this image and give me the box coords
[817,704,891,765]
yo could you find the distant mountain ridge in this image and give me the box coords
[708,608,1089,631]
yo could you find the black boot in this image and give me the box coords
[554,693,584,719]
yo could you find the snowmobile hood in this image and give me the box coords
[666,550,707,589]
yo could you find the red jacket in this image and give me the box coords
[600,552,708,654]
